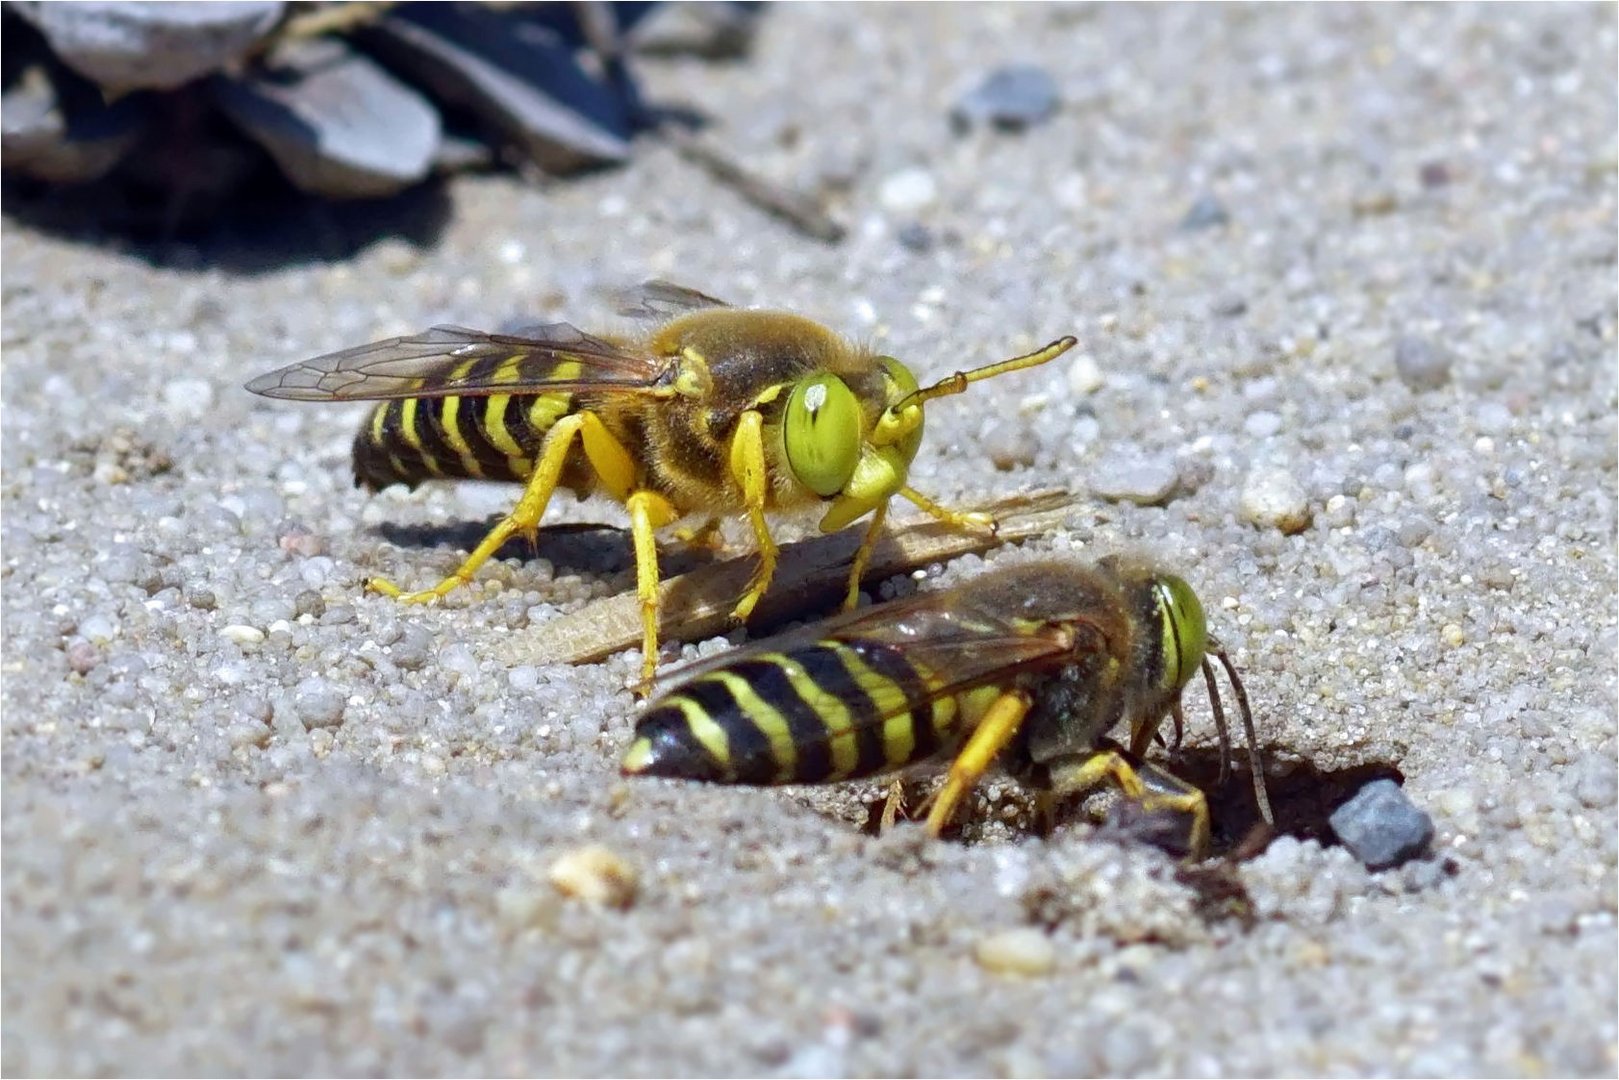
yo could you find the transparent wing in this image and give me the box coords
[655,586,1104,711]
[245,322,671,402]
[615,280,731,321]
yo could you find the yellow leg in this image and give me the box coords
[626,489,681,689]
[727,409,780,621]
[900,485,995,533]
[842,502,888,610]
[1046,748,1211,860]
[368,411,640,604]
[921,690,1032,836]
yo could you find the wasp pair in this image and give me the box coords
[248,283,1273,856]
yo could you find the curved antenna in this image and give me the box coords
[1202,642,1276,827]
[892,336,1077,412]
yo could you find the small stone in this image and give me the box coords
[548,845,638,908]
[1393,335,1453,390]
[1066,353,1104,397]
[878,168,938,216]
[292,677,346,730]
[1329,779,1435,871]
[220,624,265,646]
[66,641,103,675]
[79,614,119,644]
[951,65,1059,132]
[1573,757,1618,809]
[974,927,1055,976]
[1475,401,1513,436]
[895,222,935,253]
[162,377,215,417]
[1419,160,1452,188]
[278,529,326,558]
[1240,467,1312,534]
[11,1,284,92]
[1179,193,1230,230]
[212,37,440,198]
[390,625,434,672]
[985,424,1038,471]
[365,5,632,174]
[1243,410,1283,438]
[1089,452,1179,506]
[1,62,146,183]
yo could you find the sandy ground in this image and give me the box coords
[3,4,1616,1076]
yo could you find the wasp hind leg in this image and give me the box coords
[918,690,1033,836]
[368,412,587,603]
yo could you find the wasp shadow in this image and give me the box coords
[373,517,719,580]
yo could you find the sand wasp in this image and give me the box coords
[623,557,1275,858]
[247,282,1074,683]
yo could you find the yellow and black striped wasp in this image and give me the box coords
[247,282,1075,683]
[623,557,1274,858]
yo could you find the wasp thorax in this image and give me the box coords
[785,373,862,496]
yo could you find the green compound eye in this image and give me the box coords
[785,373,862,496]
[1155,574,1208,691]
[877,356,925,462]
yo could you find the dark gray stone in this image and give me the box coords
[951,65,1059,132]
[11,1,283,93]
[1329,779,1435,870]
[364,6,634,175]
[1180,193,1231,230]
[1,63,147,183]
[1393,335,1453,390]
[211,38,440,199]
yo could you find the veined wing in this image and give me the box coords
[615,280,731,321]
[654,586,1102,711]
[245,322,672,402]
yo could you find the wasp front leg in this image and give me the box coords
[727,409,781,622]
[899,485,996,534]
[1044,746,1211,861]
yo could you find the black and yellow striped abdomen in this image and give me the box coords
[352,390,577,491]
[624,640,997,785]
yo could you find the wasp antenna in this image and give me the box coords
[1211,644,1275,828]
[1200,656,1234,790]
[895,336,1078,412]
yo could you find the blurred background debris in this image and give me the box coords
[0,0,816,239]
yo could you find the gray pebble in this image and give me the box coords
[1393,335,1453,390]
[1329,779,1435,870]
[1244,410,1283,438]
[1475,401,1514,435]
[66,641,103,675]
[13,0,284,93]
[212,38,440,199]
[1179,193,1231,230]
[1089,452,1180,506]
[1,61,147,183]
[292,677,347,730]
[1240,467,1313,534]
[895,222,935,252]
[878,168,938,215]
[951,65,1060,132]
[1573,756,1618,809]
[390,625,434,672]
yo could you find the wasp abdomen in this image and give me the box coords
[351,391,575,491]
[624,642,962,785]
